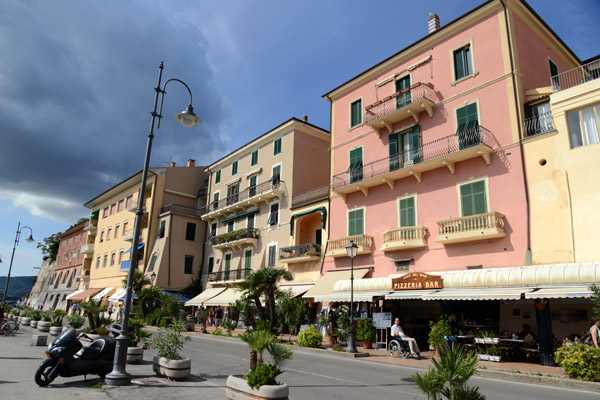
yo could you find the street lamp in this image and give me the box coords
[150,271,156,286]
[105,62,201,386]
[345,240,358,353]
[2,222,34,308]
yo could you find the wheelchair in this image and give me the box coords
[388,337,412,358]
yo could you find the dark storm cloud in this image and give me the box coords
[0,0,228,222]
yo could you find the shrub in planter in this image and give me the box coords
[239,328,293,388]
[555,344,600,381]
[297,325,323,348]
[246,362,282,389]
[356,318,376,348]
[67,314,85,329]
[144,319,191,360]
[50,310,67,327]
[428,317,454,352]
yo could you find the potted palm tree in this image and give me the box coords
[30,310,41,329]
[37,310,52,332]
[49,310,67,336]
[145,319,191,379]
[67,313,85,334]
[127,318,150,364]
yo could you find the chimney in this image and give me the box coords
[428,13,440,34]
[302,114,308,122]
[187,158,195,167]
[170,161,176,167]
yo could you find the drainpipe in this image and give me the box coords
[167,212,173,287]
[321,96,333,276]
[500,0,532,265]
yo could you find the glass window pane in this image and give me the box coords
[568,111,583,148]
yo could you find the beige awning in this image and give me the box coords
[386,290,439,300]
[68,288,102,302]
[316,290,388,302]
[185,287,227,306]
[66,289,85,300]
[422,287,533,301]
[92,287,115,301]
[278,283,314,298]
[525,286,593,299]
[203,288,244,306]
[303,268,371,300]
[525,87,552,103]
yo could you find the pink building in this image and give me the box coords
[312,0,586,362]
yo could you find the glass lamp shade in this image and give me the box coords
[25,235,35,243]
[175,105,201,128]
[345,240,358,258]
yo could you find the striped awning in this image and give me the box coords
[385,290,439,300]
[108,288,127,302]
[315,291,389,302]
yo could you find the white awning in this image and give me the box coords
[278,283,314,298]
[66,289,84,300]
[303,268,371,299]
[203,288,244,306]
[185,287,227,306]
[525,286,593,299]
[108,288,127,302]
[422,288,533,301]
[385,290,439,300]
[315,291,389,302]
[92,287,114,300]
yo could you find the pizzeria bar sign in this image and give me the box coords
[392,272,442,290]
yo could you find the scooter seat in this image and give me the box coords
[76,338,116,360]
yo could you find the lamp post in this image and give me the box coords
[2,222,34,308]
[105,62,201,386]
[150,271,156,286]
[345,240,358,353]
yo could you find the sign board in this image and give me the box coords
[373,312,392,329]
[392,272,442,290]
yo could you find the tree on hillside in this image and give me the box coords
[37,233,60,262]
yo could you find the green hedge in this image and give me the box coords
[297,325,323,348]
[555,344,600,381]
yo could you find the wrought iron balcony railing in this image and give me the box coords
[208,268,251,282]
[204,178,285,216]
[332,126,494,190]
[161,203,206,217]
[523,111,554,137]
[552,59,600,92]
[291,185,329,208]
[209,228,259,246]
[279,243,321,260]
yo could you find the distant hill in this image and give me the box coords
[0,276,36,300]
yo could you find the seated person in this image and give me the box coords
[518,324,537,341]
[391,317,420,357]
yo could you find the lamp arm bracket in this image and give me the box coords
[156,78,193,129]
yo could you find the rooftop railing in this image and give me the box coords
[552,59,600,92]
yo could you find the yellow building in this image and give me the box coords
[80,160,208,302]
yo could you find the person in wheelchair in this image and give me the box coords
[390,317,420,358]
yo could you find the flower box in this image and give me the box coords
[475,338,485,344]
[477,354,489,361]
[489,355,501,362]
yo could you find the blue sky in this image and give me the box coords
[1,0,599,278]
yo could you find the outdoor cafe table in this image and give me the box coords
[500,338,524,361]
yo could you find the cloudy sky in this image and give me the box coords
[1,0,599,277]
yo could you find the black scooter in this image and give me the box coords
[35,327,118,386]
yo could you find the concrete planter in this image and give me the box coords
[30,320,39,329]
[21,317,32,326]
[49,326,63,336]
[226,375,289,400]
[37,321,51,332]
[86,333,110,341]
[126,346,144,364]
[152,356,191,380]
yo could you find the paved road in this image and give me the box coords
[2,325,599,400]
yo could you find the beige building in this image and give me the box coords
[197,117,329,306]
[80,160,209,302]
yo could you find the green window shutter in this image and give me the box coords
[348,209,364,236]
[395,76,411,107]
[454,48,465,80]
[215,170,221,184]
[399,197,415,227]
[456,103,478,132]
[461,181,487,217]
[224,254,231,279]
[149,254,158,271]
[244,250,252,274]
[184,256,193,274]
[349,147,363,183]
[389,133,399,171]
[351,99,362,127]
[411,125,421,163]
[232,161,238,175]
[274,138,282,155]
[251,150,258,166]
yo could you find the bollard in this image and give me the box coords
[31,334,48,346]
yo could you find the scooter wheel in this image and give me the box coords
[35,358,60,387]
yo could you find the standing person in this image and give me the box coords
[107,305,113,320]
[215,306,223,327]
[589,317,600,348]
[391,317,421,358]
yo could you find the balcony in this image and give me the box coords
[279,243,321,264]
[127,198,149,213]
[208,268,250,283]
[161,203,206,217]
[210,228,259,250]
[202,178,285,220]
[81,243,95,255]
[523,111,554,137]
[435,212,506,244]
[332,127,494,199]
[326,234,373,258]
[123,228,144,242]
[364,82,437,135]
[381,226,428,252]
[83,220,97,235]
[552,59,600,93]
[291,185,329,208]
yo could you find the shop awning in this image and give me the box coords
[66,289,85,300]
[303,268,371,300]
[185,287,227,306]
[92,287,114,301]
[68,288,102,302]
[278,283,315,298]
[385,290,439,300]
[163,290,193,302]
[422,288,533,301]
[222,209,259,225]
[203,288,244,306]
[316,291,389,302]
[108,288,127,302]
[289,207,327,235]
[525,286,593,299]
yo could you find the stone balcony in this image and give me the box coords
[435,212,506,244]
[326,234,373,258]
[380,226,428,252]
[210,228,259,250]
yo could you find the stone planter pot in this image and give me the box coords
[362,340,374,350]
[38,321,51,332]
[30,320,39,329]
[87,333,110,341]
[152,356,191,380]
[21,317,32,326]
[49,326,63,336]
[127,346,144,364]
[226,375,289,400]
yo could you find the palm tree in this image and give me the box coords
[122,271,151,293]
[80,299,107,330]
[239,328,293,372]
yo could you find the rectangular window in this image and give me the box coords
[549,59,558,78]
[273,138,282,155]
[232,160,238,175]
[395,75,411,108]
[114,224,119,239]
[107,227,112,241]
[215,169,221,184]
[103,254,108,268]
[227,183,239,205]
[117,199,124,212]
[184,255,194,275]
[268,203,279,226]
[268,245,277,267]
[96,256,101,269]
[456,103,479,149]
[349,147,363,183]
[213,192,220,208]
[524,101,553,135]
[249,175,257,197]
[185,222,196,241]
[272,165,281,184]
[460,180,487,217]
[244,249,252,276]
[149,253,158,271]
[348,208,364,236]
[100,230,105,243]
[351,99,362,127]
[453,44,473,80]
[399,197,416,227]
[118,249,124,264]
[110,252,116,266]
[247,213,255,229]
[224,253,231,280]
[210,223,217,238]
[126,195,133,209]
[251,150,258,166]
[110,203,116,215]
[227,220,234,233]
[103,207,109,218]
[207,256,214,274]
[390,126,420,170]
[158,220,166,238]
[122,222,128,236]
[567,103,600,148]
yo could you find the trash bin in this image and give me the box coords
[186,317,195,332]
[444,335,456,352]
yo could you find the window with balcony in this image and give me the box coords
[389,126,420,170]
[244,249,252,275]
[348,208,364,236]
[247,213,255,229]
[399,197,416,227]
[186,222,196,241]
[210,223,217,238]
[251,149,259,166]
[227,220,234,233]
[227,183,239,205]
[118,249,124,264]
[213,192,220,209]
[453,44,473,81]
[207,256,214,274]
[524,101,553,136]
[184,255,194,274]
[272,165,281,184]
[273,138,282,155]
[460,180,487,217]
[215,169,221,184]
[232,160,238,175]
[568,103,600,148]
[158,220,166,238]
[549,59,558,81]
[348,147,363,183]
[350,99,362,127]
[224,253,232,279]
[456,103,479,149]
[268,245,277,267]
[249,175,257,197]
[395,75,411,108]
[268,203,279,226]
